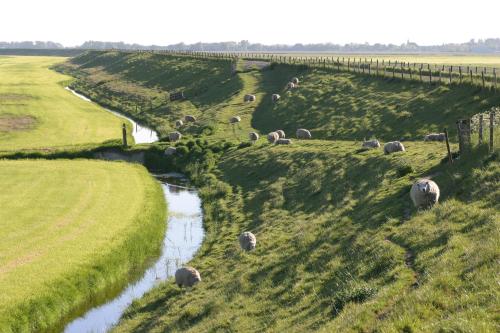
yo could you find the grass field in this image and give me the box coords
[0,56,130,151]
[0,159,166,332]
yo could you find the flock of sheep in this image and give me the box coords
[170,75,444,288]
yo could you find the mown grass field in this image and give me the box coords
[19,51,500,332]
[0,159,166,332]
[0,56,129,151]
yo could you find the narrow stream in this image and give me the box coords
[64,173,204,333]
[65,87,159,144]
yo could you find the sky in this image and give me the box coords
[1,0,499,46]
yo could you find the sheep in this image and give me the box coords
[362,139,381,149]
[384,141,405,154]
[175,267,201,288]
[296,128,312,139]
[239,232,257,251]
[267,132,279,143]
[424,133,446,142]
[276,138,292,145]
[276,130,285,138]
[175,120,184,128]
[169,131,182,142]
[249,132,259,141]
[410,179,440,209]
[244,94,256,102]
[272,94,281,102]
[164,147,177,156]
[184,115,196,123]
[230,116,241,124]
[291,77,299,84]
[287,82,296,89]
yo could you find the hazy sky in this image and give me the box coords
[1,0,498,46]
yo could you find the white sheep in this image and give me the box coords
[267,132,279,143]
[362,139,381,149]
[184,115,196,123]
[296,128,312,139]
[287,82,296,89]
[276,138,292,145]
[169,131,182,142]
[276,130,285,138]
[175,120,184,128]
[291,77,299,85]
[164,147,177,156]
[239,232,257,251]
[410,179,440,209]
[424,133,445,142]
[175,267,201,287]
[272,94,281,102]
[244,94,256,102]
[384,141,405,154]
[230,116,241,124]
[249,132,259,142]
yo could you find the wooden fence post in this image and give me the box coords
[122,123,128,147]
[401,64,404,80]
[490,110,495,151]
[482,71,485,89]
[449,67,452,84]
[444,128,453,164]
[376,59,379,76]
[494,68,497,90]
[470,70,473,84]
[429,68,432,84]
[419,68,422,81]
[459,66,462,84]
[479,114,484,144]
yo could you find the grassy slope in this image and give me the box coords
[63,52,499,332]
[0,159,166,332]
[0,56,128,151]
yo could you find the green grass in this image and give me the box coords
[20,51,500,332]
[0,159,166,332]
[0,56,129,151]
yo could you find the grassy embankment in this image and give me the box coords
[0,160,166,332]
[0,56,132,151]
[59,51,500,332]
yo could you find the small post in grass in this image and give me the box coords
[479,114,484,144]
[490,110,495,151]
[444,128,453,164]
[122,123,128,147]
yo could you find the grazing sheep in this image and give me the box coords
[276,138,292,145]
[164,147,177,156]
[249,132,259,141]
[287,82,296,89]
[384,141,405,154]
[175,120,184,128]
[175,267,201,288]
[291,77,299,84]
[169,131,182,142]
[184,115,196,123]
[239,232,257,251]
[296,128,312,139]
[362,139,381,149]
[410,179,440,209]
[424,133,446,142]
[267,132,279,143]
[230,116,241,124]
[272,94,281,102]
[276,130,285,138]
[244,94,256,102]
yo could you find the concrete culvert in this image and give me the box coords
[164,147,177,156]
[244,94,256,102]
[169,131,182,142]
[175,267,201,287]
[184,115,196,123]
[410,179,440,209]
[384,141,405,154]
[239,232,256,251]
[230,116,241,124]
[272,94,281,102]
[267,132,279,143]
[276,138,292,145]
[296,128,312,139]
[175,120,184,128]
[276,130,285,138]
[424,133,446,142]
[291,77,299,84]
[249,132,259,141]
[362,139,381,149]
